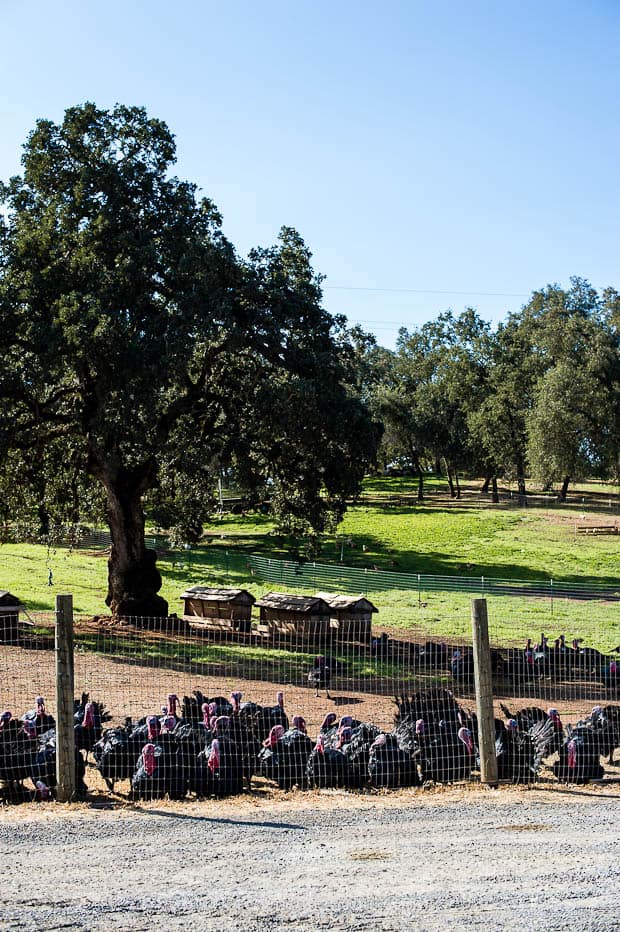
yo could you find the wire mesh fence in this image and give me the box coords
[485,613,620,786]
[1,522,156,550]
[246,553,620,603]
[0,599,618,803]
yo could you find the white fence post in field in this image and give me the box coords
[471,597,499,786]
[55,593,75,802]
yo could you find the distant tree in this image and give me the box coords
[526,362,606,499]
[387,311,487,499]
[465,316,535,500]
[0,103,375,616]
[601,287,620,479]
[522,279,618,499]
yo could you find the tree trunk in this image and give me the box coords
[37,502,50,539]
[491,475,499,504]
[481,475,491,493]
[69,462,81,525]
[444,459,456,498]
[408,445,424,502]
[454,471,461,500]
[515,452,527,503]
[558,475,570,502]
[89,457,168,619]
[434,456,442,476]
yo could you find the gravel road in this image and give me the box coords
[0,787,618,931]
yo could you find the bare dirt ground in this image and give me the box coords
[1,785,619,931]
[0,639,603,734]
[1,642,400,732]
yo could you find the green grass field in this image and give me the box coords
[2,476,619,648]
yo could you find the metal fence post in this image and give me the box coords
[55,594,76,802]
[471,598,498,786]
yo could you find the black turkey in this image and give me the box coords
[553,727,604,784]
[22,697,55,736]
[0,714,40,797]
[394,688,474,784]
[174,703,215,786]
[499,703,564,754]
[258,722,313,790]
[190,720,244,799]
[450,648,474,686]
[308,655,332,698]
[257,723,286,784]
[306,733,350,788]
[495,717,554,783]
[163,693,181,722]
[368,732,421,789]
[93,719,136,792]
[318,712,338,743]
[255,692,289,743]
[418,724,476,784]
[73,699,112,754]
[130,742,187,800]
[342,722,382,787]
[571,705,620,766]
[229,691,262,790]
[30,727,88,797]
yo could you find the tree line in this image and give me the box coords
[354,279,620,503]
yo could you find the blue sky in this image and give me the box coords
[1,1,618,346]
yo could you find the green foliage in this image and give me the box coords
[0,103,376,611]
[359,278,620,497]
[527,363,604,485]
[522,280,619,491]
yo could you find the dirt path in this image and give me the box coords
[0,786,618,931]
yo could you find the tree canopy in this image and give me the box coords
[361,279,620,500]
[0,103,377,616]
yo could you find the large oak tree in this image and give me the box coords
[0,104,376,617]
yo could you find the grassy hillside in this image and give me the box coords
[1,477,619,647]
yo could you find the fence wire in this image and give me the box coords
[246,554,620,603]
[0,604,618,803]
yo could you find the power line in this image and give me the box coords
[324,285,529,297]
[338,320,423,329]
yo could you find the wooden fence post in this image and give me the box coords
[55,594,75,802]
[471,598,498,786]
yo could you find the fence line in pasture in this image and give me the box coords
[245,553,620,603]
[3,523,156,550]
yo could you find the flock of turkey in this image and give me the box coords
[448,634,620,686]
[1,686,619,802]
